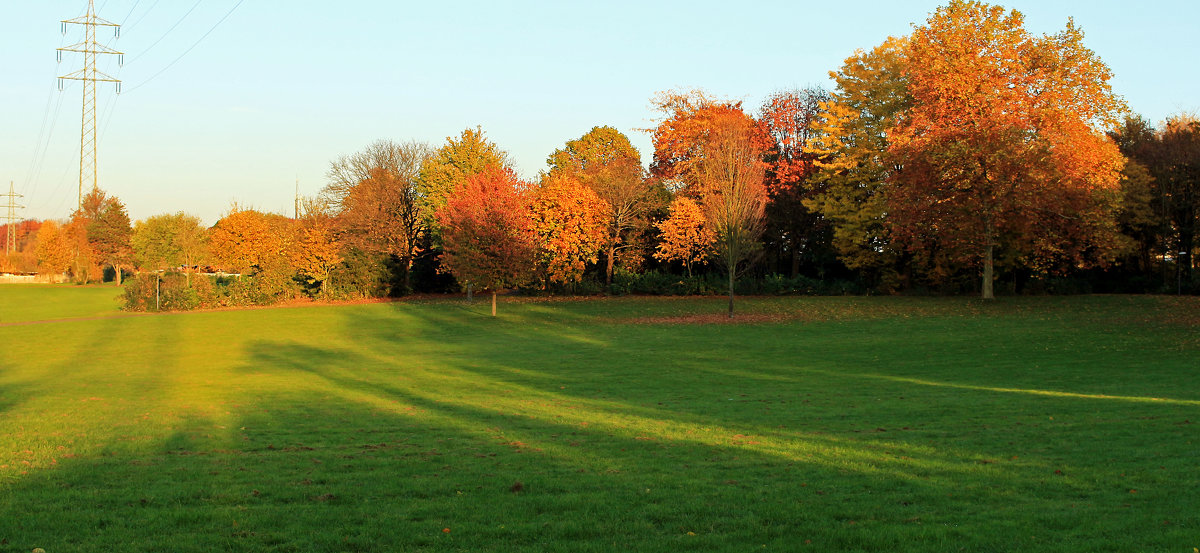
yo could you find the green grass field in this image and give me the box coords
[1,285,1197,552]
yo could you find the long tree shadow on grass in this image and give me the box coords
[1,299,1196,552]
[341,298,1200,547]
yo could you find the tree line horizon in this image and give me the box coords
[2,0,1198,312]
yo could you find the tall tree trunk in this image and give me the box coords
[1181,225,1195,283]
[728,265,735,318]
[114,261,122,285]
[491,290,497,317]
[790,247,800,278]
[403,255,413,295]
[982,217,995,300]
[605,243,616,290]
[982,243,995,300]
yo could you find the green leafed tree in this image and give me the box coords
[804,36,912,290]
[131,212,209,284]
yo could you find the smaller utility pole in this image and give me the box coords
[294,177,300,219]
[2,182,25,256]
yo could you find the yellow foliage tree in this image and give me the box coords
[654,196,714,276]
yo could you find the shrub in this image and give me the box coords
[122,272,199,312]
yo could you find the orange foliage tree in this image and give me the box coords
[888,0,1126,299]
[697,113,769,317]
[529,174,609,285]
[209,208,292,276]
[34,220,73,276]
[546,126,658,287]
[291,203,343,297]
[436,165,537,316]
[654,195,714,276]
[649,90,771,190]
[650,91,769,316]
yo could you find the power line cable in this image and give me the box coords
[125,0,202,65]
[120,0,141,23]
[124,0,245,94]
[21,19,73,200]
[26,91,69,204]
[126,0,160,30]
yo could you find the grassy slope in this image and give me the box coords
[0,290,1197,552]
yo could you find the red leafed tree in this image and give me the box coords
[436,165,537,316]
[888,0,1126,299]
[654,195,714,276]
[529,173,609,286]
[759,87,833,277]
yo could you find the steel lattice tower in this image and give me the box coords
[58,0,122,209]
[2,182,24,256]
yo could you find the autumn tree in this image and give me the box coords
[649,90,770,189]
[759,87,835,277]
[654,195,714,276]
[72,188,133,284]
[209,208,291,276]
[131,213,209,283]
[418,128,511,232]
[1129,115,1200,285]
[34,220,73,276]
[1,219,42,273]
[291,201,343,297]
[547,126,659,287]
[805,36,912,289]
[888,1,1126,299]
[62,217,99,284]
[436,165,537,316]
[696,113,769,317]
[529,173,609,285]
[649,91,769,315]
[324,139,431,292]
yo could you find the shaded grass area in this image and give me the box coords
[0,284,126,324]
[0,293,1197,552]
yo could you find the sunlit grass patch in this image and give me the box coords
[0,290,1197,551]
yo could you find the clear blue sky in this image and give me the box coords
[2,1,1196,225]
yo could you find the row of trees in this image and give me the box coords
[4,0,1198,309]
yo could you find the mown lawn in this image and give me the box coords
[0,287,1197,552]
[0,283,126,324]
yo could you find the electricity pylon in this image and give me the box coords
[58,0,123,210]
[2,182,25,256]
